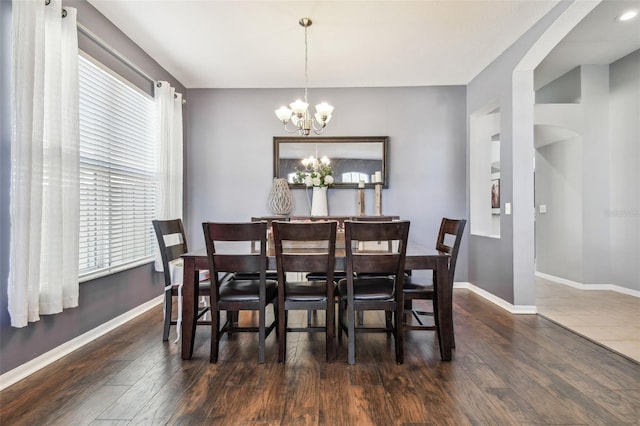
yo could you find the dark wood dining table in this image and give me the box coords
[180,243,453,361]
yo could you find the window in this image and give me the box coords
[78,54,156,279]
[341,172,369,183]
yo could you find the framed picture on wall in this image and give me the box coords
[491,179,500,211]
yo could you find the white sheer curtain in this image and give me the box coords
[8,0,80,327]
[155,81,184,271]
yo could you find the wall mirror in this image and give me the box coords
[273,136,389,189]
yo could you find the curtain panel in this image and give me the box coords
[8,0,80,327]
[154,82,184,271]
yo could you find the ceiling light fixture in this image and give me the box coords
[275,18,334,136]
[616,10,638,22]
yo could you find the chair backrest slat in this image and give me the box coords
[211,254,262,273]
[282,254,333,272]
[165,244,186,262]
[435,218,466,286]
[351,254,402,274]
[153,218,189,286]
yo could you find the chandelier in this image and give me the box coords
[301,155,330,171]
[275,18,334,136]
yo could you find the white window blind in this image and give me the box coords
[78,54,156,279]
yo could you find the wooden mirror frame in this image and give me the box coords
[273,136,389,189]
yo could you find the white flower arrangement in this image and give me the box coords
[293,156,334,188]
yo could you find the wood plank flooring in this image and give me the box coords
[1,289,639,425]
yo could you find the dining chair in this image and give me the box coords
[153,218,211,342]
[403,218,466,347]
[218,217,283,330]
[271,220,338,363]
[338,220,410,364]
[350,215,400,326]
[301,217,348,327]
[202,221,278,363]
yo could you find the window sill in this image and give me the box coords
[79,257,154,283]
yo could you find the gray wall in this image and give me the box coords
[466,1,572,304]
[185,86,468,285]
[535,137,584,281]
[0,0,12,375]
[0,0,186,375]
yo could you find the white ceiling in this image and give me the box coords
[87,0,640,90]
[535,0,640,89]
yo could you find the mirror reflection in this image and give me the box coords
[273,136,388,188]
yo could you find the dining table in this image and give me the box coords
[180,241,453,361]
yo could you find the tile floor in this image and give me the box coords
[536,276,640,363]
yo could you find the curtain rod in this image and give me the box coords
[77,23,186,104]
[77,22,156,85]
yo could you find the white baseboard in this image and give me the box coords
[535,272,640,298]
[0,296,163,392]
[454,282,537,314]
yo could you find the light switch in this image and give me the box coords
[505,203,511,215]
[539,204,547,214]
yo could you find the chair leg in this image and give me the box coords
[273,299,279,337]
[307,309,313,326]
[326,301,336,363]
[210,310,220,363]
[337,299,345,342]
[347,302,356,365]
[357,310,364,326]
[403,299,412,324]
[394,309,404,364]
[227,310,239,337]
[163,289,172,342]
[278,308,287,363]
[385,311,392,336]
[258,304,266,364]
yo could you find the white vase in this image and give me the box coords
[311,186,328,216]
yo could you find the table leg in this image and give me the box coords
[435,257,452,361]
[181,257,198,360]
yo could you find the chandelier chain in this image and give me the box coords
[304,24,309,104]
[274,17,333,136]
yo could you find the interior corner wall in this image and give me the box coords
[0,0,186,376]
[466,1,572,305]
[535,66,581,103]
[580,65,611,284]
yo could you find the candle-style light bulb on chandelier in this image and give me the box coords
[301,155,331,171]
[275,18,334,136]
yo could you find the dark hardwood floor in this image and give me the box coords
[1,289,639,425]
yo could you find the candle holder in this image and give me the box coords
[357,188,366,216]
[375,183,382,215]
